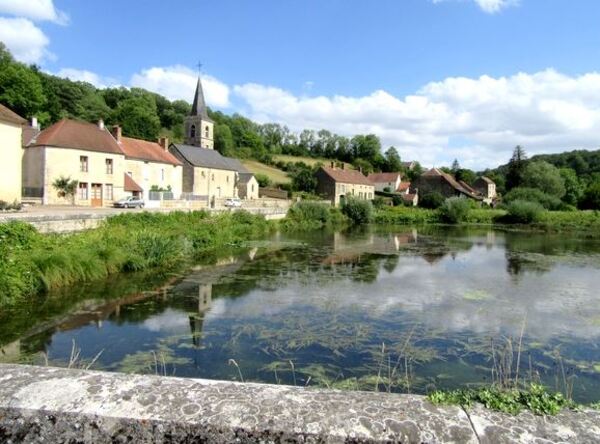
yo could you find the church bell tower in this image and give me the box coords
[185,75,214,149]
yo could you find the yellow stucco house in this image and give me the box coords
[0,104,27,203]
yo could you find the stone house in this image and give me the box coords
[368,172,402,192]
[315,164,375,206]
[110,126,183,201]
[224,158,258,200]
[23,119,127,206]
[413,168,482,201]
[474,176,497,200]
[0,104,27,203]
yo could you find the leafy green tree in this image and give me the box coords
[352,158,374,175]
[406,162,423,182]
[254,173,271,188]
[419,192,445,209]
[580,181,600,210]
[0,50,45,118]
[503,187,562,210]
[455,169,477,185]
[112,95,161,140]
[341,197,373,224]
[439,197,471,223]
[521,161,565,198]
[559,168,584,206]
[291,167,317,193]
[385,146,402,172]
[214,123,235,156]
[506,145,528,190]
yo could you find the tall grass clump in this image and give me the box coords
[438,197,471,224]
[0,211,273,308]
[281,201,342,230]
[341,197,373,225]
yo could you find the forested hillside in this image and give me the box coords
[0,43,407,178]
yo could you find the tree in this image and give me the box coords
[521,161,565,198]
[580,181,600,210]
[352,158,374,175]
[112,95,161,140]
[291,167,317,193]
[214,124,235,156]
[455,169,477,185]
[254,173,271,188]
[451,159,460,174]
[0,57,46,118]
[559,168,584,206]
[52,176,78,205]
[506,145,528,190]
[385,147,402,172]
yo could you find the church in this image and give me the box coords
[169,75,254,202]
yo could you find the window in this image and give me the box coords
[80,156,88,172]
[161,169,165,181]
[127,171,132,177]
[190,124,196,138]
[78,182,88,200]
[105,159,113,175]
[201,171,206,178]
[226,175,229,183]
[205,125,209,138]
[211,174,215,181]
[105,184,113,200]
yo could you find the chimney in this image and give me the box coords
[31,116,39,130]
[98,119,105,130]
[158,136,169,151]
[111,125,122,142]
[330,161,335,169]
[341,163,345,170]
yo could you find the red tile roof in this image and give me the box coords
[368,172,401,183]
[422,168,482,199]
[0,104,27,125]
[320,166,373,186]
[28,119,124,155]
[120,136,181,166]
[124,173,143,192]
[397,182,411,192]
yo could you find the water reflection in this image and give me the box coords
[2,227,600,402]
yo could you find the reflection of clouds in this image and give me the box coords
[204,243,600,341]
[142,308,190,333]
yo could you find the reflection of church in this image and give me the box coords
[189,284,212,348]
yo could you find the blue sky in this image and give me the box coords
[1,0,600,169]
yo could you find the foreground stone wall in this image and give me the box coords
[0,364,599,443]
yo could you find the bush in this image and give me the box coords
[505,200,544,224]
[287,201,330,224]
[372,196,387,208]
[341,198,373,225]
[438,197,471,223]
[504,187,562,210]
[255,173,271,188]
[419,192,445,209]
[392,195,404,207]
[580,182,600,210]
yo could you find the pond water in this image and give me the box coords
[2,226,600,403]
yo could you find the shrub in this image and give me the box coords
[392,195,404,206]
[505,200,544,224]
[341,198,373,225]
[504,187,562,210]
[419,192,445,209]
[580,182,600,210]
[438,197,471,223]
[372,196,387,208]
[255,173,271,188]
[287,201,330,224]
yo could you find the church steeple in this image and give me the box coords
[184,74,214,149]
[191,77,209,119]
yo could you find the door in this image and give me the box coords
[91,183,103,207]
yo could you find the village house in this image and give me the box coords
[413,168,482,202]
[110,125,183,201]
[474,176,497,200]
[225,157,259,200]
[0,104,27,203]
[315,163,375,206]
[368,172,402,193]
[169,75,256,203]
[396,182,419,206]
[23,119,127,206]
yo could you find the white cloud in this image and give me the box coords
[56,68,119,89]
[233,69,600,169]
[130,65,230,108]
[433,0,518,14]
[0,17,51,63]
[0,0,68,24]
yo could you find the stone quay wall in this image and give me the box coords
[1,364,599,443]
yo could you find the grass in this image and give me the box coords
[273,154,353,170]
[241,160,291,184]
[0,211,273,309]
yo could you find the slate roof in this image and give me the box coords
[124,173,143,192]
[422,168,482,200]
[477,176,495,185]
[368,172,401,183]
[223,157,250,174]
[171,144,241,171]
[120,136,181,166]
[319,166,374,186]
[191,77,213,122]
[459,180,478,194]
[28,119,124,155]
[0,104,27,126]
[238,172,255,184]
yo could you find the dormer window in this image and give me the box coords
[190,124,196,138]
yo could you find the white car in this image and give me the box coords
[224,198,242,208]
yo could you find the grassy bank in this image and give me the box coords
[0,211,273,309]
[374,206,600,235]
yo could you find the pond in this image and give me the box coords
[2,226,600,404]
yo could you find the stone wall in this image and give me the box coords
[1,364,599,443]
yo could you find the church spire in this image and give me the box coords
[191,76,209,119]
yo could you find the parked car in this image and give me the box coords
[113,196,145,209]
[224,198,242,208]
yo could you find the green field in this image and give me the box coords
[241,160,291,184]
[273,155,353,170]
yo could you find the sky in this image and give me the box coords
[1,0,600,169]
